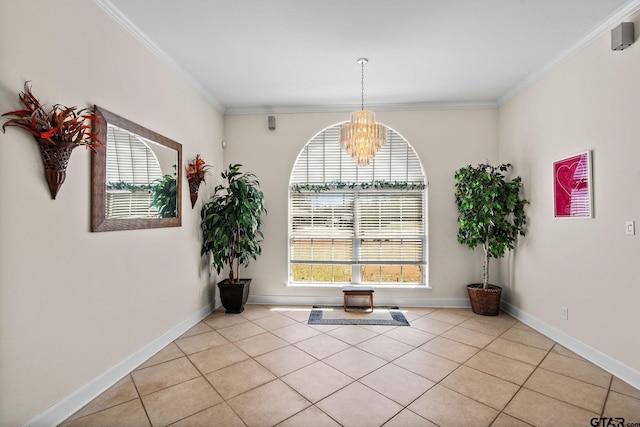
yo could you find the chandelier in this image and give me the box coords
[339,58,387,167]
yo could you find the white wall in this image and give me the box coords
[223,109,498,303]
[0,1,224,425]
[498,16,640,373]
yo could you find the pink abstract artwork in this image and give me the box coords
[553,151,592,218]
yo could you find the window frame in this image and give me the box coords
[288,123,428,288]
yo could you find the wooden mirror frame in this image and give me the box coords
[91,105,182,232]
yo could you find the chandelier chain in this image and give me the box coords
[360,60,365,111]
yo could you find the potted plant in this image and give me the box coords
[201,164,266,313]
[1,82,101,199]
[150,168,178,218]
[454,162,528,315]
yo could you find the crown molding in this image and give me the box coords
[92,0,226,113]
[94,0,640,115]
[498,0,640,106]
[224,100,498,116]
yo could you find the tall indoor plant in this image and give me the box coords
[454,162,528,315]
[201,164,266,313]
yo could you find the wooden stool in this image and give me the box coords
[342,286,374,312]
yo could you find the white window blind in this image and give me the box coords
[106,192,158,219]
[291,126,424,185]
[289,191,424,264]
[290,192,353,264]
[358,192,424,264]
[106,124,162,186]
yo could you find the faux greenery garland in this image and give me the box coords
[291,180,426,193]
[106,181,155,192]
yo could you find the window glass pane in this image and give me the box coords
[360,265,423,283]
[298,264,352,282]
[292,264,312,281]
[400,265,423,283]
[361,265,381,282]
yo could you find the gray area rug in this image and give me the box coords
[307,306,410,326]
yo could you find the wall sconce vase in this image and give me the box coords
[36,138,77,199]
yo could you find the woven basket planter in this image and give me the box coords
[35,138,77,199]
[188,177,202,208]
[467,284,502,316]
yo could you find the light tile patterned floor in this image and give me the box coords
[60,305,640,427]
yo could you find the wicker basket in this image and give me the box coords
[36,138,77,199]
[188,178,202,208]
[467,284,502,316]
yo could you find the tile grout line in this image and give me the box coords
[127,373,154,427]
[61,306,639,426]
[600,373,615,418]
[493,336,555,425]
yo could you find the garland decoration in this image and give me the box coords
[291,180,426,193]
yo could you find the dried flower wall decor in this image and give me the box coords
[1,82,102,199]
[186,154,211,208]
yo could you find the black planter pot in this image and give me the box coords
[217,279,251,313]
[467,283,502,316]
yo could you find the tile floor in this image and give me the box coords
[60,305,640,427]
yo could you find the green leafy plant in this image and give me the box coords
[1,82,101,151]
[201,164,266,283]
[454,163,528,289]
[150,170,178,218]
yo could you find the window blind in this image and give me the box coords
[289,191,425,264]
[290,192,354,263]
[106,125,162,186]
[357,192,424,263]
[105,191,158,219]
[291,125,424,185]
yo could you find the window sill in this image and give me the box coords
[286,282,431,290]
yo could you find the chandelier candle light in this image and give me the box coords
[339,58,387,167]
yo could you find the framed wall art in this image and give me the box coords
[553,150,592,218]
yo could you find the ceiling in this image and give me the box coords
[99,0,638,114]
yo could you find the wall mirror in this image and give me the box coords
[91,105,182,232]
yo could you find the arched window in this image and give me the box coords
[289,123,428,286]
[105,125,163,218]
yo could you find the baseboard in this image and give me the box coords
[247,294,470,308]
[502,301,640,391]
[24,303,216,427]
